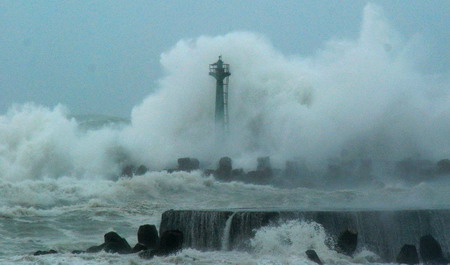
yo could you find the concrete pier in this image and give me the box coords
[160,209,450,262]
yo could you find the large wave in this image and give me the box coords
[1,4,449,180]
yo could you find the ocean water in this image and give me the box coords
[2,3,450,264]
[0,169,449,264]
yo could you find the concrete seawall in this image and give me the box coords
[160,209,450,262]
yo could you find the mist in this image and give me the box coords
[123,4,450,169]
[1,4,449,182]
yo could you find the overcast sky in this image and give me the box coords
[1,0,449,117]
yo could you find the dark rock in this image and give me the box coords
[245,170,258,180]
[86,244,105,253]
[104,231,123,243]
[139,230,183,259]
[86,231,132,254]
[203,169,215,176]
[121,165,135,177]
[138,224,159,249]
[437,159,450,175]
[419,235,449,264]
[103,231,132,254]
[242,156,273,184]
[177,158,200,172]
[245,170,272,184]
[231,168,244,178]
[219,157,232,169]
[257,156,272,176]
[216,157,232,181]
[71,250,85,254]
[103,241,131,254]
[33,249,57,256]
[337,229,358,256]
[305,250,323,265]
[132,243,148,253]
[396,244,419,265]
[121,165,149,177]
[139,249,154,259]
[136,165,149,175]
[155,230,183,256]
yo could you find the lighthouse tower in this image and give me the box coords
[209,56,231,134]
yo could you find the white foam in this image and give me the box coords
[251,220,380,264]
[1,4,449,181]
[0,4,449,263]
[0,171,449,215]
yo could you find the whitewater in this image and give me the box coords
[0,4,449,264]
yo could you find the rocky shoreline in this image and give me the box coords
[33,209,450,264]
[29,157,450,263]
[34,224,183,260]
[121,156,450,188]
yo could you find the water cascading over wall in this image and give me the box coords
[159,209,450,262]
[160,210,234,250]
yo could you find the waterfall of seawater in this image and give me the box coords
[221,212,236,251]
[160,209,450,262]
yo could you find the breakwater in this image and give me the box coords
[160,209,450,262]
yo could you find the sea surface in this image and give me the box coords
[0,170,449,265]
[2,3,450,262]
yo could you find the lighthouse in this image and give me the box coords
[209,56,231,135]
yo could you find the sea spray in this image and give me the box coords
[250,220,379,264]
[0,3,449,264]
[0,4,449,180]
[0,104,123,181]
[124,3,450,170]
[0,171,448,262]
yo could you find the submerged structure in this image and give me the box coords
[209,56,231,134]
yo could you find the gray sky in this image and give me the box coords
[1,0,449,117]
